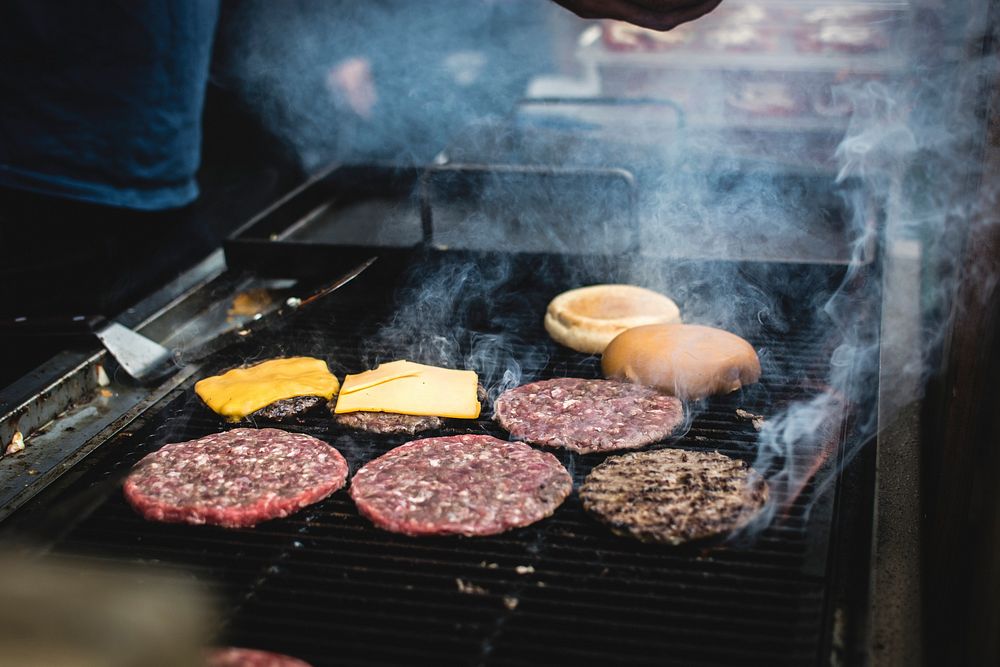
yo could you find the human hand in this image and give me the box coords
[551,0,724,31]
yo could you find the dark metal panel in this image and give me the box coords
[922,0,1000,661]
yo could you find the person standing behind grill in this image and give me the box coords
[0,0,721,379]
[0,1,222,320]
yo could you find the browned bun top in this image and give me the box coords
[544,284,681,355]
[602,324,761,400]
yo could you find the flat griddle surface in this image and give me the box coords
[1,251,848,666]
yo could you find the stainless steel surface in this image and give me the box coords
[871,403,922,667]
[0,365,198,523]
[869,240,923,665]
[0,351,109,472]
[870,238,923,667]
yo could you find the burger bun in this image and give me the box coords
[544,284,681,355]
[602,323,761,400]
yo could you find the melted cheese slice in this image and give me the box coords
[195,357,340,421]
[336,360,420,394]
[335,360,480,419]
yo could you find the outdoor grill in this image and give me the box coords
[0,178,877,665]
[14,1,1000,664]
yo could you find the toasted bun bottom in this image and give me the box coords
[545,284,681,354]
[602,324,761,400]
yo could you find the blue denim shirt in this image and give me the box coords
[0,1,220,210]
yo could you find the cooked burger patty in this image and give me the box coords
[249,395,326,423]
[207,647,313,667]
[330,403,443,435]
[349,434,572,536]
[580,448,769,544]
[493,378,684,454]
[328,384,486,435]
[124,428,348,529]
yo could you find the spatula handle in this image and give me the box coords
[0,314,107,337]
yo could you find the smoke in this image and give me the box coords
[750,8,997,526]
[362,253,530,402]
[213,0,554,169]
[216,2,995,533]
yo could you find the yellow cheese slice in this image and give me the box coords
[334,360,481,419]
[195,357,340,422]
[338,360,420,395]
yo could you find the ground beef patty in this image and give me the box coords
[124,428,348,529]
[328,385,487,435]
[493,378,684,454]
[349,434,572,536]
[207,647,312,667]
[249,395,326,423]
[580,448,769,544]
[329,402,443,435]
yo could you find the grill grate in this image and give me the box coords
[2,252,851,666]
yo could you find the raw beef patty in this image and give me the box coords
[207,647,313,667]
[124,428,348,528]
[493,378,684,454]
[349,434,571,536]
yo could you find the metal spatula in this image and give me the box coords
[1,256,378,384]
[91,318,177,383]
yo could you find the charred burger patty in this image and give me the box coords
[249,395,328,423]
[580,448,768,544]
